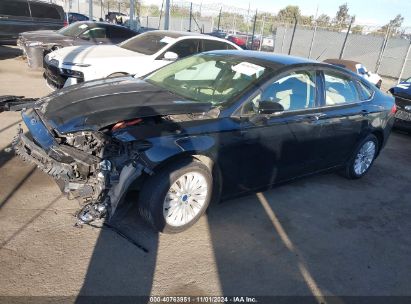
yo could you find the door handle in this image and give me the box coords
[361,110,369,116]
[0,16,9,19]
[303,113,327,121]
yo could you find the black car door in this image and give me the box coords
[311,69,368,168]
[234,68,328,191]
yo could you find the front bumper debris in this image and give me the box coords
[0,95,38,113]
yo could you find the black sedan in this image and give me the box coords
[389,78,411,132]
[17,21,138,68]
[1,51,395,233]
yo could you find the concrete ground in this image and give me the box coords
[0,45,411,300]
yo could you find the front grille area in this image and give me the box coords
[43,59,67,89]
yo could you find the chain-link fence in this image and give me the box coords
[49,0,411,81]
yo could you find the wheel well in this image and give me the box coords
[151,153,223,204]
[371,130,384,154]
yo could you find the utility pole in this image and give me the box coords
[164,0,170,30]
[339,16,354,59]
[251,10,257,49]
[217,7,222,31]
[88,0,93,20]
[130,0,135,30]
[189,2,193,32]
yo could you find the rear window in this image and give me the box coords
[29,2,62,19]
[108,27,135,39]
[120,32,182,55]
[0,0,30,17]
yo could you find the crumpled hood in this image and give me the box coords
[36,77,212,133]
[47,45,145,65]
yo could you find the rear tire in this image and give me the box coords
[343,134,379,179]
[138,159,213,233]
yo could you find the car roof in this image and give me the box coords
[75,21,134,30]
[140,30,240,47]
[205,50,319,66]
[323,58,360,71]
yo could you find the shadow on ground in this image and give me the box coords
[0,46,22,61]
[75,132,411,299]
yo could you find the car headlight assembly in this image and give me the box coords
[61,68,84,78]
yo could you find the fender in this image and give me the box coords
[143,135,216,167]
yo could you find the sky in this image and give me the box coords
[143,0,411,27]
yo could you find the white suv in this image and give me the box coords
[43,30,241,89]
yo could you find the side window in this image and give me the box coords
[357,81,373,100]
[242,71,316,115]
[167,39,200,58]
[324,72,359,105]
[0,0,30,17]
[80,27,107,39]
[202,40,237,51]
[29,3,61,19]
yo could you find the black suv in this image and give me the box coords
[0,0,64,45]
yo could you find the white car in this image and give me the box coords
[324,59,383,88]
[43,30,241,89]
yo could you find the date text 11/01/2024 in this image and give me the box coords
[149,296,258,303]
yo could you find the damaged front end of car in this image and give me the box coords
[1,79,214,226]
[1,96,156,227]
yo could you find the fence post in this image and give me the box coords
[308,22,318,59]
[258,16,265,51]
[375,26,391,73]
[146,16,148,28]
[398,40,411,83]
[339,17,354,59]
[78,0,80,14]
[288,16,298,55]
[88,0,93,19]
[251,10,257,49]
[217,7,222,31]
[189,2,192,32]
[158,0,164,29]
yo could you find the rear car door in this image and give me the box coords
[0,0,32,44]
[234,68,328,190]
[313,69,370,167]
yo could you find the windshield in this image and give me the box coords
[57,22,89,37]
[145,54,271,105]
[120,32,180,55]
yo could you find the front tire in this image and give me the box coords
[138,159,213,233]
[343,134,379,179]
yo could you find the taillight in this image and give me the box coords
[391,104,397,114]
[64,20,68,27]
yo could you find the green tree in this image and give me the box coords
[276,5,301,22]
[333,3,351,29]
[316,14,331,27]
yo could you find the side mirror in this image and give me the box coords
[258,101,284,115]
[358,67,367,75]
[163,51,178,61]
